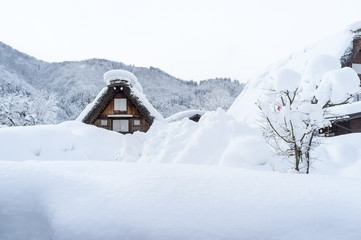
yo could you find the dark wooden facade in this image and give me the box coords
[81,82,155,134]
[93,92,150,133]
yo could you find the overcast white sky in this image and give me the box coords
[0,0,361,82]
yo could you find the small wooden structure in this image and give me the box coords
[320,111,361,136]
[77,70,163,134]
[189,114,202,122]
[165,110,206,123]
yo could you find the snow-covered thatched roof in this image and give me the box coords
[77,70,163,124]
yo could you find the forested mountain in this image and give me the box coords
[0,41,244,126]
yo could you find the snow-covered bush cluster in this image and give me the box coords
[0,74,58,126]
[257,54,360,173]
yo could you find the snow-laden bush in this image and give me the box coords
[258,54,360,173]
[0,90,59,126]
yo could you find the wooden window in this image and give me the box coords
[101,120,108,126]
[113,119,129,132]
[114,98,127,111]
[134,119,140,126]
[352,63,361,74]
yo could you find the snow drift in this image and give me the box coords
[0,110,270,168]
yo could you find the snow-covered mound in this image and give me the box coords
[138,109,270,167]
[228,24,358,125]
[0,121,125,161]
[313,133,361,177]
[103,69,143,92]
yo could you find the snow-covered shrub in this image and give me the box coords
[257,55,360,173]
[0,90,59,126]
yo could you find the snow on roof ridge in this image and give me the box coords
[348,21,361,33]
[103,69,143,92]
[103,69,137,83]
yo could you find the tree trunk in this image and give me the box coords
[305,131,314,174]
[294,144,300,171]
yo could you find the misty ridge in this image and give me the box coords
[0,41,244,126]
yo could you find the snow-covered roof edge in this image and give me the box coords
[166,110,206,123]
[76,87,108,122]
[327,101,361,117]
[131,87,164,121]
[349,21,361,33]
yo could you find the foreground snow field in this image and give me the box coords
[1,161,361,240]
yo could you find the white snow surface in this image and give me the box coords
[304,54,341,81]
[2,161,361,240]
[316,67,360,106]
[328,101,361,116]
[103,69,143,92]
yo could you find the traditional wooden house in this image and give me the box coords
[319,26,361,136]
[77,70,163,133]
